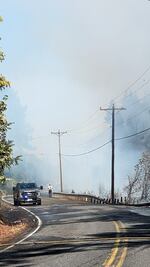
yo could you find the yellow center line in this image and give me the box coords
[103,221,120,267]
[116,221,128,267]
[116,244,128,267]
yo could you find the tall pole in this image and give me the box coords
[51,129,67,192]
[58,130,63,192]
[111,104,115,204]
[100,105,125,204]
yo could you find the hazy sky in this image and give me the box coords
[1,0,150,194]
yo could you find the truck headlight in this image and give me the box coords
[21,192,28,199]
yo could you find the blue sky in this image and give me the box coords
[1,0,150,194]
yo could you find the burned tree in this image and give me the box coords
[124,152,150,203]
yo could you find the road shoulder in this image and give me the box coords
[0,197,39,251]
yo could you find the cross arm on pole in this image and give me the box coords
[51,130,67,136]
[100,107,126,111]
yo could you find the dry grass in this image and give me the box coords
[0,220,27,245]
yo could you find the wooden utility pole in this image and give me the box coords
[100,105,125,204]
[51,129,67,192]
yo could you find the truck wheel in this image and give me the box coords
[38,200,41,205]
[14,199,19,206]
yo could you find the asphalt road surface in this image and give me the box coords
[0,196,150,267]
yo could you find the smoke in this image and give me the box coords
[5,90,55,187]
[103,84,150,191]
[115,91,150,151]
[1,0,150,194]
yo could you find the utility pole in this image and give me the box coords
[51,129,67,192]
[100,104,125,204]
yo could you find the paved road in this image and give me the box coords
[0,196,150,267]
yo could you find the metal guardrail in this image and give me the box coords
[53,193,150,206]
[53,192,127,205]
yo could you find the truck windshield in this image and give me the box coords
[19,183,37,189]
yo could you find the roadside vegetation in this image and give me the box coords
[124,152,150,204]
[0,16,21,187]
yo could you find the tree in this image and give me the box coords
[0,17,21,184]
[124,152,150,203]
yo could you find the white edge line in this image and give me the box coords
[0,196,42,253]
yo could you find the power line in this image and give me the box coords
[112,79,150,119]
[116,126,150,141]
[62,140,111,157]
[68,109,100,133]
[29,67,150,143]
[114,78,150,107]
[122,91,150,110]
[24,67,150,155]
[67,66,150,135]
[68,122,109,135]
[31,135,50,141]
[115,104,150,128]
[112,65,150,104]
[62,126,150,157]
[64,127,110,149]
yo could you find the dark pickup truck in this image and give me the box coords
[13,182,43,206]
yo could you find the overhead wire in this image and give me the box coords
[116,126,150,141]
[112,65,150,104]
[114,78,150,110]
[115,103,150,128]
[67,65,150,137]
[62,140,111,157]
[66,65,150,135]
[124,91,150,110]
[29,66,150,145]
[62,126,150,157]
[68,109,100,133]
[67,122,109,135]
[62,66,150,155]
[114,80,150,127]
[64,126,110,148]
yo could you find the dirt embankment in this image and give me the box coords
[0,196,38,246]
[0,220,27,245]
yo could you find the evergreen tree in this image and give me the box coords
[0,17,21,184]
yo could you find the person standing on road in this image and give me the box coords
[48,184,53,197]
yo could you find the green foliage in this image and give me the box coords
[0,16,21,184]
[0,75,10,90]
[0,51,5,62]
[0,175,6,184]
